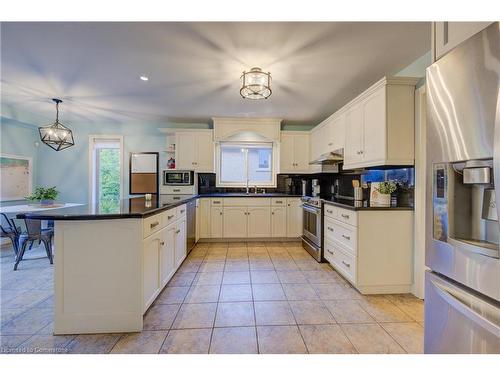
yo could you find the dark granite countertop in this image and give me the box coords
[322,198,414,211]
[15,193,301,220]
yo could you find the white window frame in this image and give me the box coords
[215,141,278,188]
[88,135,124,206]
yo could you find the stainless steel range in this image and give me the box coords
[301,196,322,262]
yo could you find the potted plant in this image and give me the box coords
[371,181,397,207]
[26,186,59,206]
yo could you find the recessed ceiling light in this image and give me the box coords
[140,76,149,81]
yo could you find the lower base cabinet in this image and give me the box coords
[271,206,287,237]
[198,197,302,239]
[323,203,413,294]
[142,212,187,312]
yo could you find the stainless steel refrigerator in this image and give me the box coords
[425,22,500,353]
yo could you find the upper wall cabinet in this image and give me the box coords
[280,131,310,173]
[433,22,493,61]
[343,77,418,170]
[175,130,214,172]
[309,111,346,162]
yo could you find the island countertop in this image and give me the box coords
[16,193,302,220]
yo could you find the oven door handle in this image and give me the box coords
[302,204,320,215]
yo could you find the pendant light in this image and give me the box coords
[38,99,75,151]
[240,67,272,100]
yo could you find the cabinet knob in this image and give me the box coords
[167,215,174,220]
[341,214,350,219]
[160,241,165,246]
[326,249,333,255]
[150,221,160,228]
[327,226,334,232]
[175,229,181,234]
[342,234,351,240]
[220,212,223,215]
[342,260,351,268]
[180,209,185,213]
[359,150,363,154]
[328,142,333,146]
[272,212,275,215]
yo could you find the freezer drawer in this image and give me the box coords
[424,271,500,353]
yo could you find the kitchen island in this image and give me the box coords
[17,193,301,335]
[17,195,197,335]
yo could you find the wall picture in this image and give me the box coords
[0,154,33,201]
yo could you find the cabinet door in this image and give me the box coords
[175,219,187,268]
[280,134,295,173]
[160,225,176,287]
[362,87,386,164]
[196,132,214,172]
[309,127,322,161]
[143,233,161,311]
[344,104,364,166]
[176,133,196,170]
[271,207,287,237]
[434,22,492,60]
[293,134,310,173]
[199,199,211,238]
[330,115,345,151]
[247,207,271,237]
[286,199,303,237]
[223,207,248,238]
[210,207,223,238]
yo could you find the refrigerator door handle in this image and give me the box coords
[493,93,500,231]
[431,279,500,337]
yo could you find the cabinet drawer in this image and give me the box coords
[324,204,336,219]
[162,208,177,226]
[143,213,163,238]
[223,198,270,207]
[163,186,195,195]
[271,198,286,206]
[211,198,223,206]
[176,204,187,217]
[326,241,356,284]
[326,218,357,255]
[336,207,357,227]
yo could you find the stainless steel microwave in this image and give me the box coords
[163,170,194,185]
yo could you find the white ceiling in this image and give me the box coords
[0,22,430,127]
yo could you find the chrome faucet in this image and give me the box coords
[246,179,249,194]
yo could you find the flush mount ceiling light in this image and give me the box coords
[140,75,149,81]
[38,99,75,151]
[240,67,272,100]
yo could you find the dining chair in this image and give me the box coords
[14,219,54,271]
[0,213,20,255]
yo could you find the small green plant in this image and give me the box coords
[25,186,59,201]
[376,181,397,195]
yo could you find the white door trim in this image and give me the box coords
[413,85,427,299]
[88,135,124,206]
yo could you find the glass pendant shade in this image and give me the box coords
[39,99,75,151]
[240,67,272,100]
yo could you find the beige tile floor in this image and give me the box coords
[0,241,424,354]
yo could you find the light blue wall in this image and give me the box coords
[1,118,312,203]
[0,118,40,195]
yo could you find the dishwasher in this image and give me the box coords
[186,199,196,253]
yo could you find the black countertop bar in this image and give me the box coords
[15,193,302,221]
[322,198,414,211]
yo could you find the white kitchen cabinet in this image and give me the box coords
[175,131,214,172]
[199,198,211,239]
[286,198,303,238]
[344,103,364,166]
[247,207,271,237]
[223,207,248,238]
[174,218,187,268]
[343,77,418,170]
[434,22,492,61]
[271,206,287,237]
[280,132,310,173]
[160,224,176,288]
[210,207,223,238]
[323,202,413,294]
[143,230,162,311]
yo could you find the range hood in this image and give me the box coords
[309,148,344,165]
